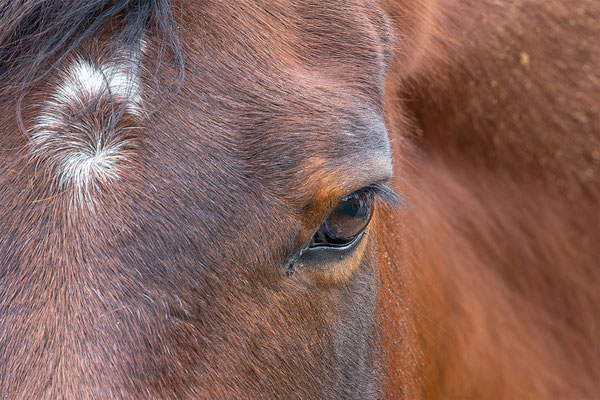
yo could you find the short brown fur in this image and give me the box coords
[0,0,598,398]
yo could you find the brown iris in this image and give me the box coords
[310,190,374,247]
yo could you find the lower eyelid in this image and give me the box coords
[290,230,366,270]
[287,230,370,283]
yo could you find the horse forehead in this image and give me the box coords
[164,1,392,178]
[178,0,391,92]
[157,66,389,194]
[18,0,391,220]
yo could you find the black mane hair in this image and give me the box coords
[0,0,182,97]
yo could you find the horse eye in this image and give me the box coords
[311,190,374,247]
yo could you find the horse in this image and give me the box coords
[0,0,598,398]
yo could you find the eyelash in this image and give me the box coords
[362,182,403,210]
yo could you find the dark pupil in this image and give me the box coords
[312,191,374,247]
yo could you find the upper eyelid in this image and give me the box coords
[322,181,399,219]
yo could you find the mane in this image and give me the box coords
[0,0,182,98]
